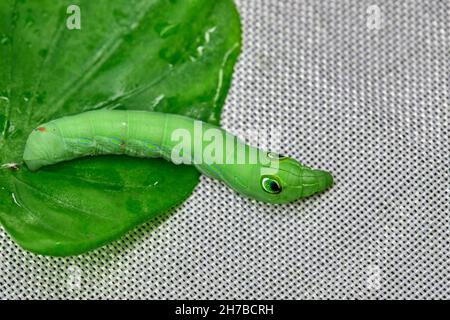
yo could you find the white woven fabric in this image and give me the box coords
[1,0,449,299]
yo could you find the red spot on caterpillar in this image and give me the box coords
[36,127,46,132]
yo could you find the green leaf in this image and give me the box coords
[0,0,241,256]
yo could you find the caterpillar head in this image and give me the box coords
[255,152,333,204]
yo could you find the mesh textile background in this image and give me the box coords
[1,0,449,299]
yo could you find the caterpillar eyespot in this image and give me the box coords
[261,176,282,194]
[23,110,333,204]
[267,152,287,160]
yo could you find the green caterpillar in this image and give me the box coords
[23,110,333,204]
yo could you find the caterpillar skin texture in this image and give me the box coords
[23,110,333,204]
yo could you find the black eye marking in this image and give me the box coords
[267,152,288,160]
[269,180,281,192]
[261,176,282,194]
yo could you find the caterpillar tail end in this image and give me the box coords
[23,125,64,172]
[23,148,47,172]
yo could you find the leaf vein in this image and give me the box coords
[49,1,158,112]
[12,174,116,222]
[11,180,80,240]
[26,16,67,126]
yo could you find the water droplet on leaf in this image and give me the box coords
[0,35,10,45]
[155,22,179,38]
